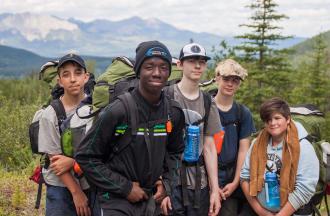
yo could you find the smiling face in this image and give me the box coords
[178,57,207,82]
[264,112,290,142]
[139,57,170,94]
[58,61,89,97]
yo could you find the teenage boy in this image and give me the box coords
[161,43,221,216]
[38,53,91,216]
[214,59,256,216]
[75,41,185,216]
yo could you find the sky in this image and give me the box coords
[1,0,329,38]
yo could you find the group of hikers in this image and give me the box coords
[36,40,320,216]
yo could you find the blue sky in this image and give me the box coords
[1,0,329,37]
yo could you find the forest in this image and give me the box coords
[0,0,329,215]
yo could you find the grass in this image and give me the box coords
[0,165,45,216]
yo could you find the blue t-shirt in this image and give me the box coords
[217,102,255,186]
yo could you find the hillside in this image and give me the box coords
[0,45,48,77]
[290,30,330,66]
[0,45,112,78]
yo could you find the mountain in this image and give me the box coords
[0,45,112,78]
[0,12,305,57]
[290,30,330,66]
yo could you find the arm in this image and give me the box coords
[223,137,251,197]
[204,135,221,215]
[74,102,133,198]
[156,108,185,206]
[241,180,275,216]
[286,139,319,210]
[57,168,91,216]
[161,108,185,196]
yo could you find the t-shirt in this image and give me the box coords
[38,104,83,187]
[217,102,255,186]
[173,84,221,189]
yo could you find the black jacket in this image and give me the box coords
[75,88,185,198]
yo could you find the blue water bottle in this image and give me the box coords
[183,125,200,162]
[265,172,280,210]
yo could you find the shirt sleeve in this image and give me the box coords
[38,106,62,155]
[205,101,222,136]
[74,101,133,198]
[239,105,256,140]
[240,139,256,181]
[288,139,319,210]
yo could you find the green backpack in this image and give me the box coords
[91,56,182,112]
[290,104,330,215]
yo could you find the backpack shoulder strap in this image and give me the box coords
[117,92,138,136]
[50,99,67,134]
[202,91,212,134]
[163,84,175,100]
[235,101,243,133]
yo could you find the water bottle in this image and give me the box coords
[183,125,200,162]
[264,172,280,209]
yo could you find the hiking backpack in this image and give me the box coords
[290,104,330,216]
[28,60,95,209]
[91,56,182,112]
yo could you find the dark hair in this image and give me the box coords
[260,97,290,122]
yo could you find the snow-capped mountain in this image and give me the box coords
[0,12,305,57]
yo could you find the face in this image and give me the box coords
[264,112,290,141]
[178,57,207,82]
[58,62,89,97]
[139,57,170,94]
[216,75,241,97]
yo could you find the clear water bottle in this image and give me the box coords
[183,125,200,162]
[265,172,280,209]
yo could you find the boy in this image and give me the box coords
[75,41,185,216]
[161,43,221,216]
[214,59,256,216]
[38,53,91,216]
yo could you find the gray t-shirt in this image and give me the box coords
[174,84,221,189]
[38,104,88,188]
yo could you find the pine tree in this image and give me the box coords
[305,33,329,110]
[234,0,293,123]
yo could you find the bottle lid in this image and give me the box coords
[265,172,277,179]
[188,125,199,132]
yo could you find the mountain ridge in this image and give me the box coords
[0,12,306,57]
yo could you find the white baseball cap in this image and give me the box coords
[179,43,211,61]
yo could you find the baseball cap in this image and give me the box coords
[179,43,211,61]
[215,59,248,80]
[58,53,86,70]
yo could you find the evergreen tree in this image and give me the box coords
[234,0,293,125]
[304,33,329,110]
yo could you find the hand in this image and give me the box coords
[153,180,166,203]
[72,189,91,216]
[50,155,74,176]
[208,190,221,216]
[218,187,226,201]
[160,196,172,216]
[126,182,148,203]
[222,182,237,198]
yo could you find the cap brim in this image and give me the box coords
[180,54,211,61]
[58,59,86,70]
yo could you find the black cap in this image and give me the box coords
[133,41,172,77]
[58,53,86,70]
[179,43,210,61]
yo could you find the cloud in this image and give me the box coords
[1,0,329,37]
